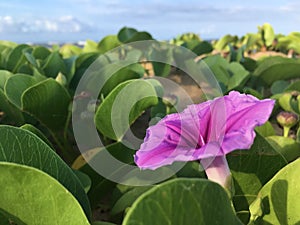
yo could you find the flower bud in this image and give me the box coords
[277,111,299,128]
[277,111,299,137]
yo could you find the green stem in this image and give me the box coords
[63,108,72,142]
[283,126,290,138]
[166,106,171,115]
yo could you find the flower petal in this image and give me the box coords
[221,92,275,154]
[134,111,204,170]
[134,91,275,170]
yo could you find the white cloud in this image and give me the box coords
[0,15,91,34]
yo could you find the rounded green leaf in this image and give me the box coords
[255,121,275,137]
[0,125,91,218]
[98,35,121,54]
[76,142,135,208]
[203,54,230,88]
[5,44,29,72]
[60,44,82,58]
[32,46,51,60]
[0,89,24,125]
[149,44,172,77]
[23,47,38,67]
[21,78,71,131]
[270,80,290,95]
[253,57,300,86]
[251,158,300,224]
[99,64,145,97]
[42,51,67,78]
[214,34,238,51]
[4,74,38,108]
[0,70,13,90]
[266,136,300,162]
[261,23,275,47]
[93,222,116,225]
[95,79,158,141]
[20,123,53,148]
[73,169,92,193]
[83,40,98,53]
[122,178,242,225]
[111,186,151,215]
[227,62,250,90]
[227,133,287,222]
[118,27,152,43]
[285,80,300,92]
[0,162,90,225]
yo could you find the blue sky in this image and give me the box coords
[0,0,299,43]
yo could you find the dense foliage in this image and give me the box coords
[0,24,300,224]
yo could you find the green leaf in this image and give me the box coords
[203,55,230,87]
[92,222,117,225]
[4,74,38,108]
[118,27,152,43]
[5,44,29,73]
[277,32,300,54]
[20,123,53,148]
[285,80,300,92]
[0,89,24,125]
[0,162,90,225]
[270,80,290,95]
[83,39,98,53]
[255,121,275,137]
[75,142,136,208]
[21,78,71,131]
[95,79,158,141]
[150,45,172,77]
[0,43,14,68]
[242,33,260,50]
[250,158,300,224]
[227,133,287,220]
[278,92,294,112]
[122,178,243,225]
[0,70,13,90]
[70,52,100,90]
[63,56,77,84]
[111,186,152,215]
[253,57,300,86]
[260,23,275,47]
[278,92,300,114]
[99,63,145,97]
[241,57,257,72]
[1,206,27,224]
[60,44,82,58]
[0,125,91,218]
[242,87,263,99]
[32,46,51,60]
[189,41,213,55]
[42,51,67,78]
[73,170,92,193]
[214,34,238,51]
[266,136,300,162]
[98,35,121,54]
[227,62,250,90]
[23,47,38,67]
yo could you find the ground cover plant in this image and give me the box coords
[0,24,300,224]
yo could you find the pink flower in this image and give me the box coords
[134,91,275,188]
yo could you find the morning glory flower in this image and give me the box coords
[134,91,275,189]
